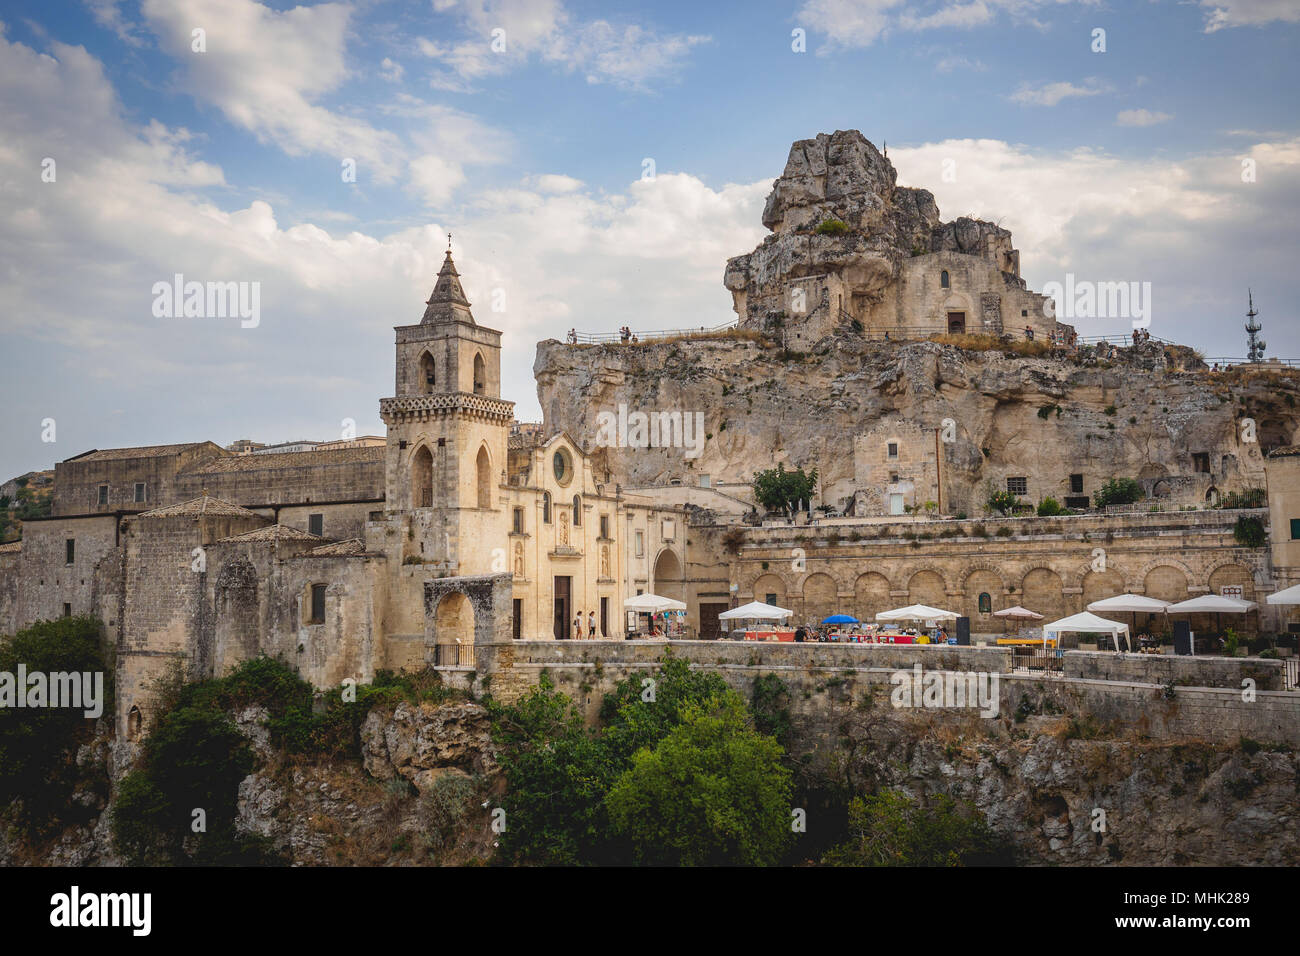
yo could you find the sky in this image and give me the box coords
[1,0,1298,479]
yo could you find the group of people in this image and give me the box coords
[618,325,638,343]
[1131,327,1153,346]
[570,609,602,639]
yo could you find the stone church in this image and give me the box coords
[0,250,688,739]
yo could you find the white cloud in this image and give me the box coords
[83,0,146,46]
[379,57,405,83]
[420,0,710,92]
[798,0,1098,50]
[1199,0,1300,32]
[1010,78,1108,106]
[1116,108,1173,127]
[935,54,986,73]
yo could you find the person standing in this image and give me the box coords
[588,609,598,639]
[573,611,584,639]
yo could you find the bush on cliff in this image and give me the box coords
[0,616,112,835]
[822,789,1014,866]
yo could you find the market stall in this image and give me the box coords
[720,601,795,641]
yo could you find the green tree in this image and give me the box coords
[823,789,1013,866]
[1094,477,1144,508]
[1036,496,1065,516]
[605,692,794,866]
[1233,515,1266,548]
[752,463,818,515]
[985,485,1020,516]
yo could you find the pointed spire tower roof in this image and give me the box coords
[421,240,475,326]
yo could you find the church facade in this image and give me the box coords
[0,250,689,739]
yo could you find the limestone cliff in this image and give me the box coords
[535,334,1300,513]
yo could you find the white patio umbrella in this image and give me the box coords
[623,593,687,613]
[1266,583,1300,605]
[1165,594,1256,644]
[992,606,1044,619]
[719,601,793,621]
[992,605,1044,638]
[1042,611,1130,651]
[1087,593,1172,644]
[875,604,958,622]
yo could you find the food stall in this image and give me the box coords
[623,593,687,639]
[874,604,959,644]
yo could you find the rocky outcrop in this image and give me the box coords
[725,130,1013,325]
[536,334,1298,511]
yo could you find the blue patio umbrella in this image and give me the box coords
[822,614,859,624]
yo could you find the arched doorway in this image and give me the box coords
[800,572,837,624]
[653,548,685,605]
[434,591,475,666]
[476,445,492,509]
[854,572,891,623]
[907,570,946,608]
[412,445,434,509]
[1021,568,1066,622]
[126,705,142,741]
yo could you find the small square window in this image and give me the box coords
[308,513,324,537]
[887,442,898,459]
[134,482,146,503]
[1069,473,1084,494]
[63,603,72,618]
[1291,519,1300,541]
[1007,477,1028,495]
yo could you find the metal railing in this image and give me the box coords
[1076,334,1176,346]
[1285,658,1298,692]
[1010,645,1065,675]
[432,642,475,667]
[1200,357,1300,369]
[569,320,739,345]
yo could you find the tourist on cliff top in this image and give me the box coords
[573,612,583,639]
[588,610,597,639]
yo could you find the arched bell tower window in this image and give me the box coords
[572,494,581,526]
[476,445,492,509]
[473,352,486,395]
[413,445,434,509]
[542,491,552,523]
[420,351,435,394]
[940,270,950,289]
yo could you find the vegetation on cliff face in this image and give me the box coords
[111,656,467,865]
[0,617,111,836]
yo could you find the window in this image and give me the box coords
[66,539,75,564]
[887,442,898,459]
[97,485,108,505]
[1291,519,1300,541]
[699,475,711,488]
[1007,477,1028,495]
[765,593,777,605]
[662,518,675,539]
[634,530,644,557]
[512,599,522,640]
[890,473,899,483]
[978,593,992,614]
[63,603,72,618]
[940,270,949,289]
[309,584,326,624]
[473,352,486,395]
[308,513,323,537]
[1021,309,1028,317]
[513,507,524,534]
[1069,473,1084,494]
[553,450,569,483]
[542,492,552,523]
[420,351,435,393]
[1065,496,1090,510]
[1193,452,1210,473]
[572,495,581,526]
[600,597,608,639]
[134,482,146,503]
[599,515,609,539]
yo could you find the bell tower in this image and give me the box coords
[379,240,513,572]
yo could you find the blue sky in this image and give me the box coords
[2,0,1298,479]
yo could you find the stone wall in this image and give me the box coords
[1063,649,1284,690]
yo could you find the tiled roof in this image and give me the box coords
[184,445,385,474]
[137,495,262,519]
[301,538,369,556]
[218,524,322,544]
[69,442,214,462]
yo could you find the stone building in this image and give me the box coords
[0,250,689,739]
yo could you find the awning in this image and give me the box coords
[1266,583,1300,605]
[992,605,1044,619]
